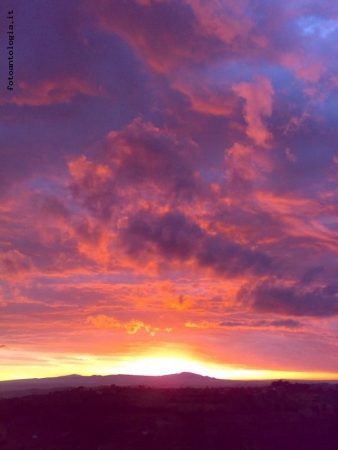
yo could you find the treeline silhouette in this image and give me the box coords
[0,382,338,449]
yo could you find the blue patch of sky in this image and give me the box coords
[199,166,225,185]
[29,177,68,196]
[297,16,338,37]
[317,96,338,122]
[204,60,294,90]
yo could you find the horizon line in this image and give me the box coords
[1,371,338,384]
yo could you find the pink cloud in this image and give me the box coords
[0,250,34,280]
[225,143,272,187]
[280,52,325,83]
[233,75,274,147]
[170,76,237,117]
[68,117,201,220]
[1,78,105,107]
[86,0,206,73]
[186,0,269,52]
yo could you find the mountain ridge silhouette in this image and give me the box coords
[0,371,271,397]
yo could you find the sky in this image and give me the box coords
[1,0,338,381]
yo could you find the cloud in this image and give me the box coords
[119,210,203,261]
[185,0,257,45]
[3,78,104,107]
[0,250,34,280]
[88,0,269,76]
[301,266,325,284]
[219,318,302,329]
[233,75,274,147]
[119,209,273,277]
[196,234,272,277]
[225,143,272,195]
[185,318,302,329]
[86,315,121,329]
[170,76,237,118]
[242,282,338,317]
[86,315,171,336]
[40,195,72,221]
[68,118,200,219]
[124,319,145,334]
[87,0,208,73]
[185,320,210,329]
[285,147,297,163]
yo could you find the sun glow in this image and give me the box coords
[116,355,338,381]
[119,356,209,376]
[1,348,337,382]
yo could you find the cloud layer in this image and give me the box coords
[1,0,338,378]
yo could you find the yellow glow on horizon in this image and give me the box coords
[115,356,338,381]
[1,348,337,382]
[117,356,210,376]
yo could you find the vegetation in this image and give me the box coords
[0,382,338,449]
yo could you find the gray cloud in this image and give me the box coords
[244,282,338,317]
[120,209,274,277]
[219,318,302,329]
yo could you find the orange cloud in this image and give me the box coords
[68,156,112,189]
[185,320,212,329]
[86,315,172,336]
[125,319,145,334]
[86,314,121,329]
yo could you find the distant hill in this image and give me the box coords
[2,372,336,398]
[0,372,271,398]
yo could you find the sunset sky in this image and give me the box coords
[1,0,338,381]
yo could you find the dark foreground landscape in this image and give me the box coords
[1,380,338,450]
